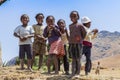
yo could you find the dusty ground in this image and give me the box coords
[0,66,120,80]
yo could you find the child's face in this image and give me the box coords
[58,21,65,29]
[21,16,29,25]
[85,22,91,28]
[70,12,79,23]
[36,15,44,24]
[46,17,54,27]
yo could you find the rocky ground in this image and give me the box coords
[0,66,120,80]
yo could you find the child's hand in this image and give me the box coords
[19,36,27,42]
[47,25,53,32]
[49,25,54,29]
[92,29,98,34]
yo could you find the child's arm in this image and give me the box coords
[13,27,25,41]
[53,26,61,36]
[25,34,34,38]
[13,32,27,41]
[91,29,98,39]
[80,25,87,39]
[43,27,49,38]
[13,32,20,38]
[65,29,69,40]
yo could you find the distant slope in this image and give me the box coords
[88,30,120,68]
[91,30,120,60]
[93,54,120,68]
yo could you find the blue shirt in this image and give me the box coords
[43,25,61,44]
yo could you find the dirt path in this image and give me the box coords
[0,66,120,80]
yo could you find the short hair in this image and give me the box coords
[35,13,44,19]
[70,11,80,19]
[46,15,55,21]
[20,14,29,21]
[57,19,66,25]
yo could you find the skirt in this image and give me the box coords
[49,39,65,57]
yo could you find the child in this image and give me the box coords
[95,61,100,75]
[57,19,69,75]
[43,16,65,74]
[69,11,86,77]
[13,14,34,71]
[32,13,46,70]
[81,16,98,75]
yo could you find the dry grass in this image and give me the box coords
[0,65,120,80]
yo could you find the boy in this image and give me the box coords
[81,16,98,75]
[69,11,86,78]
[95,61,100,75]
[13,14,34,71]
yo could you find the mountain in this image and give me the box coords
[84,30,120,68]
[91,30,120,61]
[6,57,18,66]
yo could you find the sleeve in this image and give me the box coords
[65,29,69,40]
[80,25,87,39]
[30,26,35,34]
[91,33,98,39]
[30,26,34,37]
[14,26,20,35]
[54,26,61,36]
[43,27,48,38]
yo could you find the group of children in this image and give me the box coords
[13,11,98,77]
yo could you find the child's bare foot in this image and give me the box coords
[27,67,33,72]
[16,67,25,70]
[47,71,51,74]
[67,74,75,79]
[53,72,59,75]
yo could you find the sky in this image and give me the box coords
[0,0,120,62]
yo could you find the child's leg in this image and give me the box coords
[53,54,58,74]
[84,46,91,74]
[47,55,52,74]
[71,59,76,76]
[38,54,43,70]
[20,59,24,69]
[58,58,60,71]
[98,69,100,75]
[63,55,69,74]
[19,45,25,70]
[52,58,60,71]
[26,44,33,71]
[31,51,35,68]
[76,58,81,75]
[63,45,69,74]
[27,59,33,71]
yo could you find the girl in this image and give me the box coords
[43,16,65,74]
[57,19,69,75]
[32,13,46,70]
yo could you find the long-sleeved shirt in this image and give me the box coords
[43,25,61,44]
[69,23,86,44]
[83,25,97,42]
